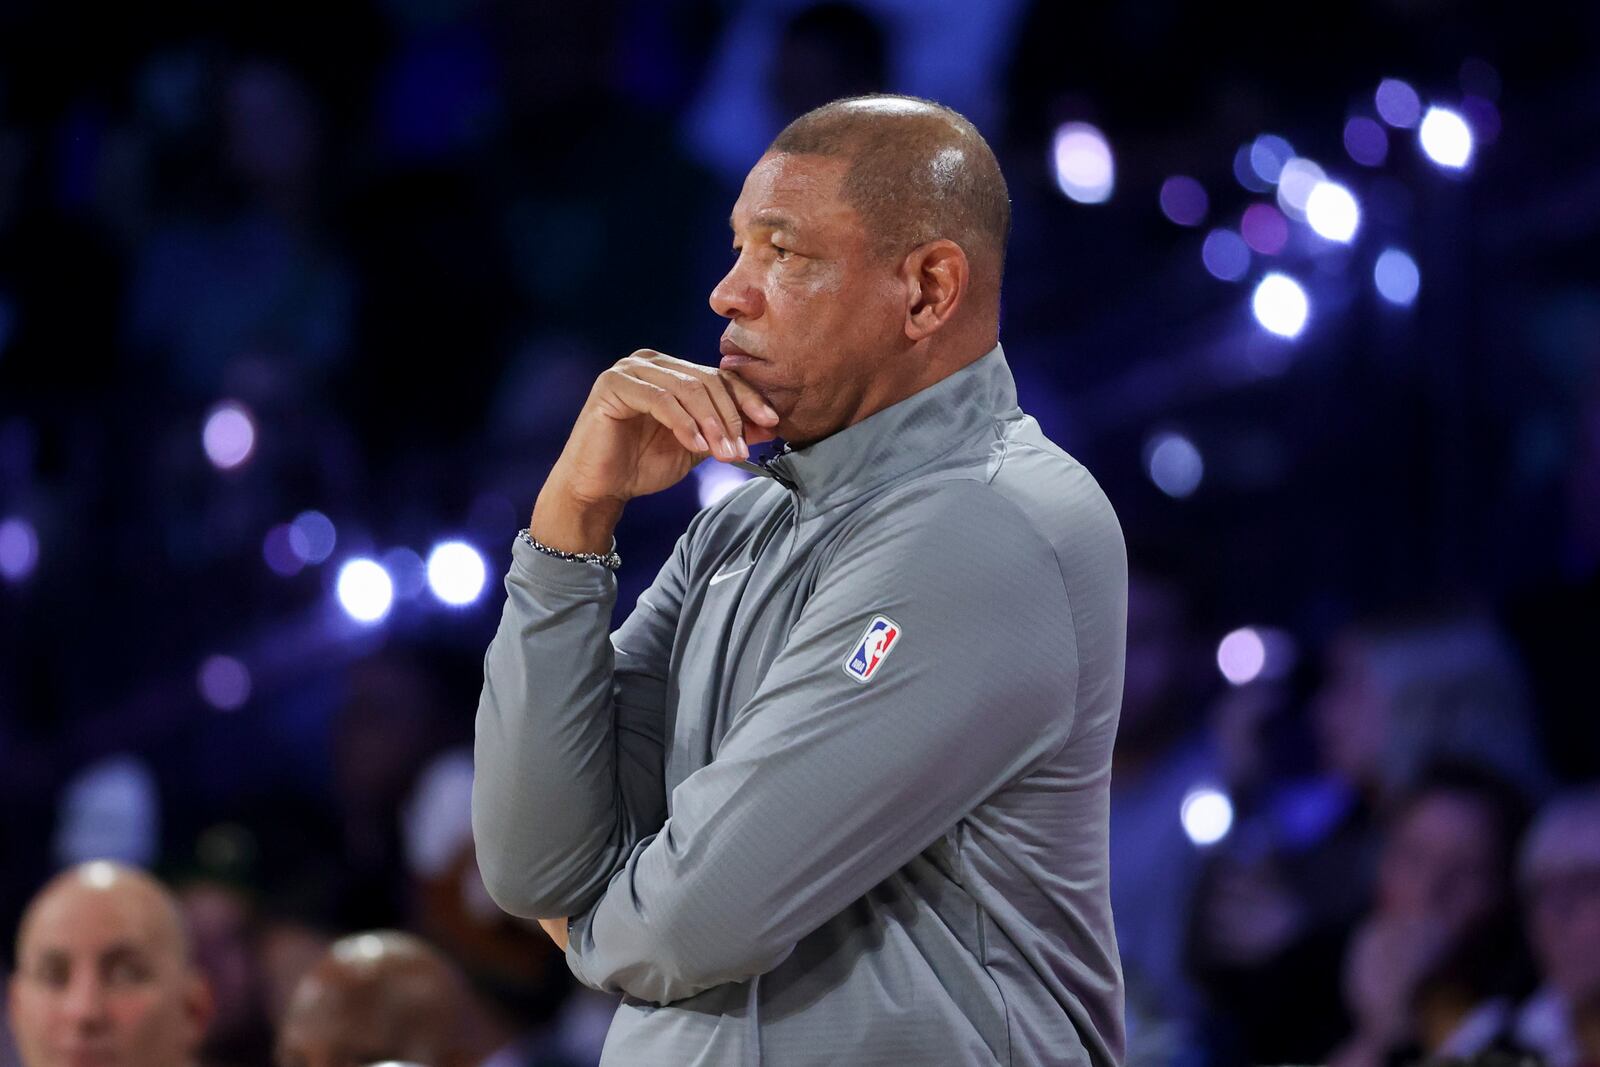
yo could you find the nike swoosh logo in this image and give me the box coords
[708,564,753,586]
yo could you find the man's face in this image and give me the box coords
[275,974,446,1067]
[1377,792,1504,935]
[711,152,911,446]
[8,879,207,1067]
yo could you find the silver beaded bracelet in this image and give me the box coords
[517,528,622,571]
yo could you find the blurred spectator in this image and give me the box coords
[403,750,609,1067]
[7,861,213,1067]
[1188,608,1547,1063]
[682,0,1025,184]
[1329,764,1534,1067]
[1107,567,1218,1061]
[177,878,273,1067]
[276,930,486,1067]
[51,754,160,869]
[1516,787,1600,1067]
[125,59,352,403]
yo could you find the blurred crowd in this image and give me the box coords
[2,1,1598,1065]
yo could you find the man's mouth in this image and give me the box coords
[719,337,760,370]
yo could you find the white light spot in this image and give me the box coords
[337,558,394,624]
[1144,432,1204,499]
[202,401,256,471]
[1182,787,1235,846]
[1374,248,1421,306]
[695,463,750,508]
[427,541,487,607]
[1305,181,1360,243]
[1419,106,1474,169]
[1252,273,1310,339]
[0,516,40,583]
[1051,122,1115,204]
[1217,628,1268,685]
[197,655,252,711]
[79,861,120,890]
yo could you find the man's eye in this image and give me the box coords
[773,245,792,261]
[33,961,70,988]
[105,957,152,986]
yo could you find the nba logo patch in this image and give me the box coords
[843,615,902,683]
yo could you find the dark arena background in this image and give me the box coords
[1,2,1598,1065]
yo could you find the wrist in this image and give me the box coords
[530,481,624,555]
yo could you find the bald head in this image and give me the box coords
[768,94,1010,289]
[277,931,473,1067]
[9,862,211,1067]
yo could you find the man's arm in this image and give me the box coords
[564,480,1088,1005]
[472,523,687,919]
[472,350,779,920]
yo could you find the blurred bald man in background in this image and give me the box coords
[8,861,214,1067]
[276,931,481,1067]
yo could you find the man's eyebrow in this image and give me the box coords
[729,211,800,234]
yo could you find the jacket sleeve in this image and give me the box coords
[564,480,1084,1004]
[471,530,685,919]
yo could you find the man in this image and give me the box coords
[8,861,213,1067]
[276,930,479,1067]
[473,94,1128,1065]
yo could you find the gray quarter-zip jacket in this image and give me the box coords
[473,345,1128,1066]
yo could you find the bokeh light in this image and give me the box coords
[1241,203,1289,255]
[1374,248,1421,305]
[1375,78,1422,127]
[1305,181,1360,243]
[1419,106,1474,169]
[1144,432,1204,498]
[1343,116,1388,167]
[1201,229,1251,282]
[695,462,750,509]
[1232,144,1271,193]
[289,510,337,565]
[1248,134,1295,184]
[1181,787,1234,846]
[1275,158,1326,220]
[1051,122,1115,204]
[336,559,394,623]
[382,547,428,600]
[202,401,256,471]
[0,516,40,583]
[426,540,487,606]
[1159,176,1208,227]
[1217,627,1268,685]
[262,524,303,577]
[197,655,251,711]
[1252,273,1310,339]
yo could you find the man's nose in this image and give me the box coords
[709,262,761,320]
[62,975,111,1029]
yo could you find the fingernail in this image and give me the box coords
[720,435,734,458]
[762,404,779,421]
[737,438,749,459]
[694,432,709,452]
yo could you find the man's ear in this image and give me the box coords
[183,971,216,1049]
[901,239,969,342]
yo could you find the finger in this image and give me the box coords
[600,369,711,454]
[717,368,781,427]
[628,360,745,460]
[642,355,753,451]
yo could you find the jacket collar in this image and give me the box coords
[744,343,1018,515]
